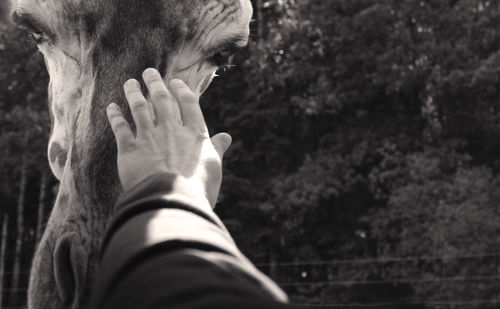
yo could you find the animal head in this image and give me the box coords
[10,0,252,180]
[8,0,252,308]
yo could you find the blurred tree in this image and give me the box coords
[0,214,8,307]
[0,19,52,306]
[204,0,500,305]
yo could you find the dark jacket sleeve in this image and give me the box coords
[89,173,289,309]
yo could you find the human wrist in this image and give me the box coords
[114,172,213,217]
[173,176,214,213]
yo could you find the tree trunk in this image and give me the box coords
[256,0,264,50]
[269,252,277,280]
[35,171,48,245]
[11,151,28,304]
[0,214,9,309]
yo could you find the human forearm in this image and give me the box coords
[90,172,287,308]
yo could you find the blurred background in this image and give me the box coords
[1,0,500,308]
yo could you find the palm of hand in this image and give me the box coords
[107,69,231,207]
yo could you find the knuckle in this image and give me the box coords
[180,92,197,104]
[113,119,126,128]
[170,79,185,88]
[132,100,149,111]
[192,128,209,139]
[145,75,161,86]
[107,111,123,120]
[108,113,121,121]
[213,142,222,153]
[121,140,137,152]
[152,89,170,101]
[112,120,129,132]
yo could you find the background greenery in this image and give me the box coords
[1,0,500,307]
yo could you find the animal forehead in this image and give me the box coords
[16,0,250,41]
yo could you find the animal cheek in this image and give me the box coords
[174,67,215,96]
[198,72,216,95]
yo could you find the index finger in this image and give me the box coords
[169,79,207,131]
[106,103,134,150]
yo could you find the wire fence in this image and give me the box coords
[2,254,500,308]
[254,252,500,267]
[293,299,500,308]
[277,275,500,287]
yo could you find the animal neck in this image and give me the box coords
[29,57,125,309]
[29,155,115,309]
[30,5,184,307]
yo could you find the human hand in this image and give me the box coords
[106,68,232,208]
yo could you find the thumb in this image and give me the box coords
[211,133,232,160]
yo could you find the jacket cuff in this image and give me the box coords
[102,173,227,253]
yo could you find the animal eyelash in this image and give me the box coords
[17,21,47,44]
[31,31,46,44]
[220,63,235,72]
[12,12,53,44]
[208,51,235,68]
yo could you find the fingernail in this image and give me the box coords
[125,79,140,87]
[143,68,158,76]
[108,104,121,114]
[170,79,184,86]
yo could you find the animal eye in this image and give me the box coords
[209,50,235,68]
[31,31,46,44]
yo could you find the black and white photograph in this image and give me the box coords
[0,0,499,308]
